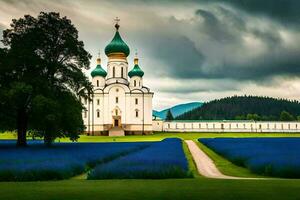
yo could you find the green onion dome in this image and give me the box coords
[105,24,130,57]
[91,58,107,77]
[128,58,144,78]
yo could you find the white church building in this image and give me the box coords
[82,21,153,136]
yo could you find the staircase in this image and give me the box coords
[109,127,125,136]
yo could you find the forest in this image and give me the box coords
[176,96,300,121]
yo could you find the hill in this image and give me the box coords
[176,96,300,121]
[153,102,203,119]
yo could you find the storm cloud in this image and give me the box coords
[0,0,300,109]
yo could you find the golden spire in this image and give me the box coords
[97,51,101,64]
[134,49,139,65]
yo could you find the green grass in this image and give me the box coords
[196,140,265,178]
[1,179,300,200]
[2,132,300,142]
[182,141,199,178]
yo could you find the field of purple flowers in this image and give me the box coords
[0,140,150,181]
[199,138,300,178]
[88,138,191,179]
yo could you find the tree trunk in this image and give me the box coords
[44,132,53,146]
[17,109,28,147]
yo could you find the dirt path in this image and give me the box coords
[185,140,265,179]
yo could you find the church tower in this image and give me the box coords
[104,19,130,85]
[129,53,144,89]
[83,19,153,136]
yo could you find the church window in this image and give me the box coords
[113,67,115,77]
[135,110,139,117]
[134,80,136,87]
[97,110,100,118]
[121,67,124,78]
[97,99,100,105]
[97,80,99,87]
[135,98,138,105]
[116,97,119,103]
[115,110,118,116]
[139,81,140,86]
[116,88,119,92]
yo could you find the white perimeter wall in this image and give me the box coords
[153,120,300,133]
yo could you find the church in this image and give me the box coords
[82,21,153,136]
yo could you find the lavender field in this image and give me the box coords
[0,140,150,181]
[200,138,300,178]
[88,138,191,179]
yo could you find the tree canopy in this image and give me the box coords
[0,12,93,146]
[176,95,300,121]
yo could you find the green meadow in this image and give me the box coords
[1,132,300,200]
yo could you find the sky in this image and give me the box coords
[1,0,300,110]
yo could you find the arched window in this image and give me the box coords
[97,99,100,105]
[96,109,100,118]
[97,80,99,87]
[134,80,136,87]
[139,81,140,86]
[135,110,139,118]
[116,97,119,103]
[115,109,118,116]
[135,98,138,105]
[121,67,124,78]
[113,67,115,77]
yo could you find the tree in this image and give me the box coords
[246,114,260,121]
[165,109,174,121]
[280,111,295,121]
[0,12,92,146]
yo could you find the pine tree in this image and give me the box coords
[165,109,174,121]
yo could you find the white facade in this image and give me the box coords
[153,120,300,133]
[83,24,153,136]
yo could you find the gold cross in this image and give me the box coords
[114,17,120,24]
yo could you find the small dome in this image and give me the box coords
[105,24,130,57]
[128,58,144,78]
[91,59,107,77]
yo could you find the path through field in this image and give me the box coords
[185,140,264,179]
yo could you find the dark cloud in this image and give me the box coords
[137,6,300,81]
[217,0,300,27]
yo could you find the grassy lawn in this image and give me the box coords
[2,131,300,142]
[1,179,300,200]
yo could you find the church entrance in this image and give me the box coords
[114,119,119,127]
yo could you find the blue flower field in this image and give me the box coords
[88,138,191,179]
[0,140,150,181]
[199,138,300,178]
